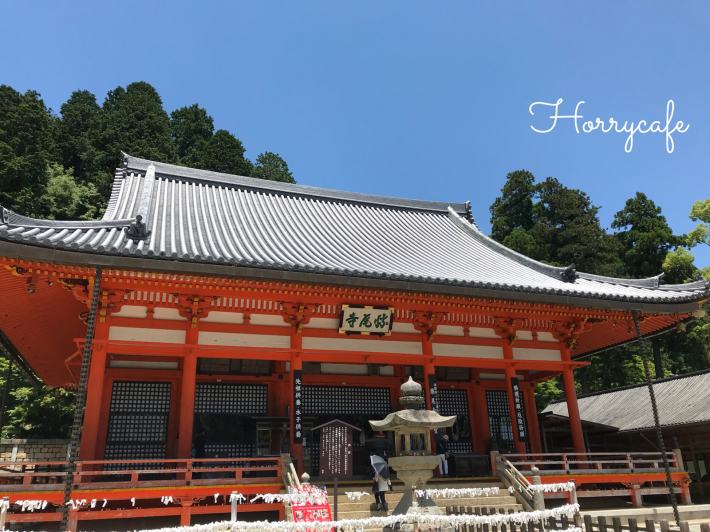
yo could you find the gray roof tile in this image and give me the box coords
[542,370,710,431]
[0,153,708,306]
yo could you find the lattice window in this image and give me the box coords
[309,441,320,475]
[439,389,473,453]
[485,390,530,453]
[204,444,255,458]
[302,386,390,415]
[106,415,168,443]
[194,383,268,415]
[104,381,172,470]
[485,390,514,444]
[109,381,171,413]
[438,389,468,416]
[104,444,167,470]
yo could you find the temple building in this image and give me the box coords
[0,154,706,526]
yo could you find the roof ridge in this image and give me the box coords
[547,367,710,405]
[448,207,576,282]
[120,153,469,215]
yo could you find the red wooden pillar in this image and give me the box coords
[471,372,490,454]
[177,325,199,458]
[78,319,110,461]
[524,386,542,454]
[423,347,436,454]
[290,331,303,476]
[560,347,586,455]
[503,346,527,454]
[180,502,192,527]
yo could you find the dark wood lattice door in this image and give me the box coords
[485,389,530,453]
[104,381,172,469]
[438,389,473,453]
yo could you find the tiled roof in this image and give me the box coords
[0,154,708,306]
[542,370,710,431]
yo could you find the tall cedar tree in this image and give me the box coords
[489,171,623,276]
[56,90,100,185]
[170,104,214,161]
[171,105,255,177]
[0,86,55,215]
[81,82,177,199]
[251,152,295,183]
[611,192,685,280]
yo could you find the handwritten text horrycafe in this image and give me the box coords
[529,99,689,153]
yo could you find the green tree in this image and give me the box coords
[190,130,254,176]
[56,90,100,184]
[663,198,710,282]
[611,192,684,279]
[0,85,55,214]
[170,103,214,161]
[489,171,622,276]
[251,151,295,183]
[687,199,710,249]
[0,357,75,439]
[489,170,536,243]
[41,163,104,220]
[82,81,177,200]
[532,178,623,276]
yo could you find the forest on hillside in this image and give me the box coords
[1,81,709,437]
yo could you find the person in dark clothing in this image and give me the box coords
[436,434,450,477]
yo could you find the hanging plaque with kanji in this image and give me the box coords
[339,305,394,336]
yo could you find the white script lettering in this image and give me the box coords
[528,99,689,153]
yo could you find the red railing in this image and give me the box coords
[495,451,691,507]
[0,457,282,490]
[500,452,681,474]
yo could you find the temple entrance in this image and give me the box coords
[302,385,393,478]
[193,383,267,459]
[485,389,530,453]
[104,381,172,468]
[438,389,473,453]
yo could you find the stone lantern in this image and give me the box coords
[369,377,456,526]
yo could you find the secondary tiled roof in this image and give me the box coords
[542,370,710,431]
[0,154,708,306]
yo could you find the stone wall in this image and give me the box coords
[0,439,70,463]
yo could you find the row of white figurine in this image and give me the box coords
[115,502,581,532]
[7,483,575,514]
[509,483,576,493]
[9,493,248,513]
[344,486,502,501]
[346,482,574,501]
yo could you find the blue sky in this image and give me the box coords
[1,1,708,266]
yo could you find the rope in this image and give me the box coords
[631,310,680,527]
[60,268,103,532]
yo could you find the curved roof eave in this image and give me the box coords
[0,240,705,315]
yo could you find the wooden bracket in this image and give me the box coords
[551,318,597,350]
[280,302,321,333]
[173,294,222,328]
[493,316,518,345]
[411,310,445,340]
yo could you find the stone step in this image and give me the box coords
[330,495,520,510]
[337,510,391,520]
[312,479,504,495]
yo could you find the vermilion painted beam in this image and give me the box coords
[101,339,589,370]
